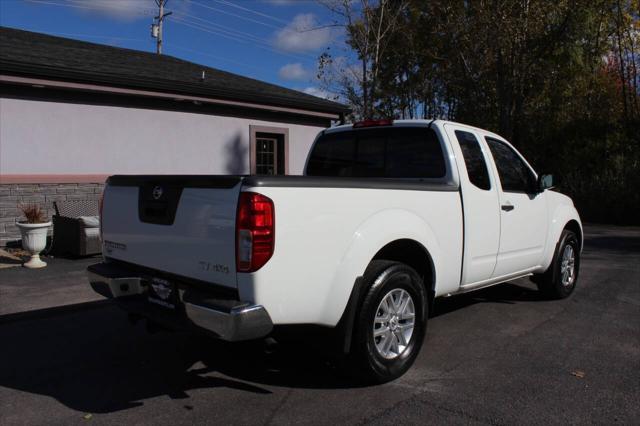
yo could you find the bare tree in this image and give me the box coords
[318,0,408,118]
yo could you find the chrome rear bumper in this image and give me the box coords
[87,262,273,342]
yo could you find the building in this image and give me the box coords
[0,27,349,245]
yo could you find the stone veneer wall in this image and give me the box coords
[0,183,104,246]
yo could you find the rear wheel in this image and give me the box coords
[349,260,427,384]
[535,229,580,299]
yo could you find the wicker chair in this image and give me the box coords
[51,200,101,256]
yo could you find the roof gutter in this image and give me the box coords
[0,74,341,120]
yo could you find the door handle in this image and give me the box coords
[501,203,515,212]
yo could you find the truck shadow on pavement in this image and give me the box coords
[0,302,357,414]
[0,279,548,414]
[432,281,545,317]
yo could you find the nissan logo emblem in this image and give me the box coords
[152,186,164,200]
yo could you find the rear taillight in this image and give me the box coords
[236,192,275,272]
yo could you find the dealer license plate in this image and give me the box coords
[147,277,177,310]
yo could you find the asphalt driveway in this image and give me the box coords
[0,224,638,425]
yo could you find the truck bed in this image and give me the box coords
[101,173,463,325]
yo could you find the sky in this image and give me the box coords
[0,0,349,98]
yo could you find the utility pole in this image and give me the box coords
[151,0,172,54]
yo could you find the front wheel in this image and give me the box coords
[534,229,580,299]
[349,260,427,384]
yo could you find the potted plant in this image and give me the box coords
[16,203,52,268]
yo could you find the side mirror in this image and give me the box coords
[537,174,554,192]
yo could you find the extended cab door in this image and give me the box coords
[483,137,548,277]
[444,124,501,285]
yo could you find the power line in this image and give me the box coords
[190,1,283,30]
[172,16,252,45]
[172,16,315,61]
[29,0,310,59]
[175,11,270,45]
[26,0,122,13]
[212,0,289,25]
[27,0,272,53]
[24,0,317,66]
[168,44,264,73]
[17,28,266,74]
[171,13,316,61]
[28,0,152,18]
[54,0,281,49]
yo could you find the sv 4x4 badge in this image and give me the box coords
[198,261,230,274]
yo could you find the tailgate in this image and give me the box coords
[101,176,242,289]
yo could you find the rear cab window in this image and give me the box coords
[306,127,446,178]
[454,130,491,190]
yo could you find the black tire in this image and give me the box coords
[349,260,428,384]
[534,229,580,299]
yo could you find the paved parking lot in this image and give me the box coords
[0,224,638,425]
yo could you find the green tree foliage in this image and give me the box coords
[320,0,640,224]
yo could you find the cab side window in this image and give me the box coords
[485,137,536,193]
[455,130,491,190]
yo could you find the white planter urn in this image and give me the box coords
[16,221,52,269]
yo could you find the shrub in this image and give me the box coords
[18,203,47,224]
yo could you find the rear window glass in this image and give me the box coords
[306,127,446,178]
[455,130,491,190]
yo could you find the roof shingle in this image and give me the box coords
[0,26,349,115]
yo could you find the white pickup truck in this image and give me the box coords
[88,119,582,382]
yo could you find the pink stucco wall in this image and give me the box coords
[0,97,324,177]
